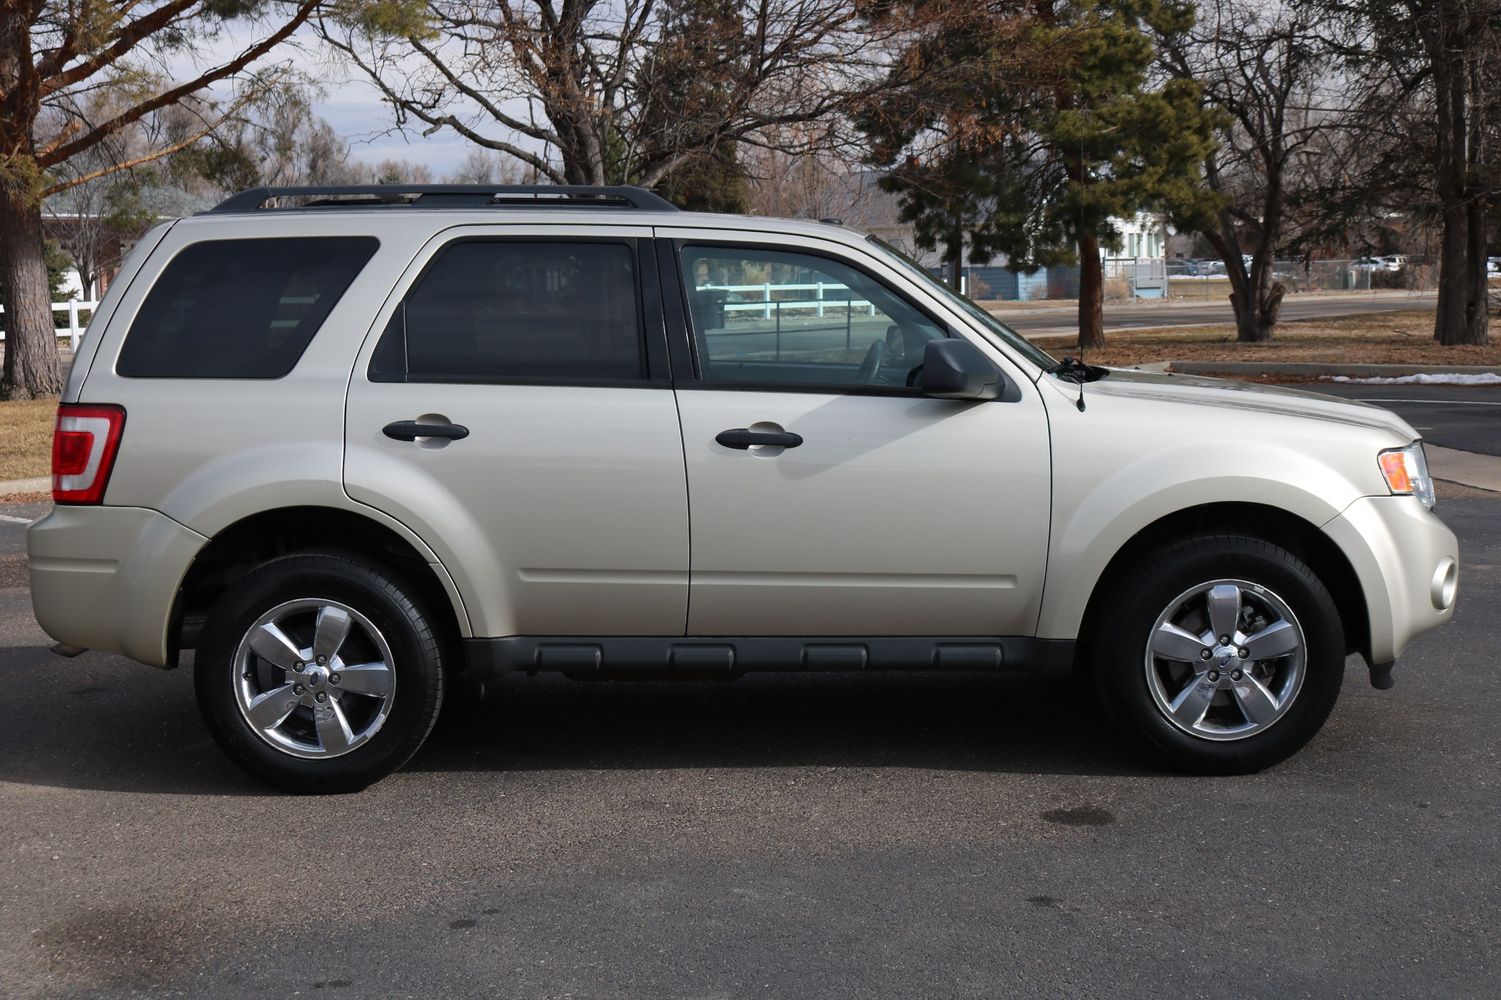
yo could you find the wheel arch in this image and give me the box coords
[1071,502,1370,671]
[173,505,470,662]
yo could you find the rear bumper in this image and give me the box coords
[1322,496,1459,665]
[28,505,207,668]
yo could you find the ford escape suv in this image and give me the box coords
[28,184,1459,792]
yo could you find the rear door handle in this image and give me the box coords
[715,428,803,450]
[383,420,470,442]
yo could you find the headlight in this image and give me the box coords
[1378,443,1436,510]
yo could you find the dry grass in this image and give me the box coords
[1033,310,1501,368]
[0,399,56,482]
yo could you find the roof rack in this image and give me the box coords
[209,184,680,214]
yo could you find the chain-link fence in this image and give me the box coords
[1165,259,1440,297]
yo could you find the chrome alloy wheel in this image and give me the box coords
[233,599,396,759]
[1144,580,1306,741]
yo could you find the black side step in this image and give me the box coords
[464,636,1075,681]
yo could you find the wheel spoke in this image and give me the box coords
[249,623,304,671]
[1242,619,1300,661]
[334,661,393,697]
[1169,674,1217,729]
[314,699,355,754]
[1230,673,1280,725]
[1151,622,1208,662]
[313,606,353,665]
[1206,584,1242,641]
[245,684,301,731]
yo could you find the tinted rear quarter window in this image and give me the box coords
[117,236,378,378]
[370,240,643,383]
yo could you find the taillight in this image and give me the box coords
[52,404,126,504]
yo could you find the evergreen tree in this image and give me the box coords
[862,1,1220,349]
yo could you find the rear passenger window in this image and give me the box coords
[118,237,377,378]
[371,241,643,383]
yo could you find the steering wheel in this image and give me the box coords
[856,339,886,384]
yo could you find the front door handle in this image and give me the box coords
[715,428,803,450]
[383,419,470,442]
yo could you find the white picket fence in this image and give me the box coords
[700,282,877,319]
[0,300,99,350]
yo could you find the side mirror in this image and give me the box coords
[920,340,1007,400]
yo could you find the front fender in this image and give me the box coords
[1036,440,1367,640]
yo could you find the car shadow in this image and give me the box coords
[0,646,1155,796]
[413,670,1151,779]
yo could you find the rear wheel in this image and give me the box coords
[196,553,444,793]
[1091,534,1344,774]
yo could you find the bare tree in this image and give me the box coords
[318,0,894,189]
[742,128,876,223]
[0,0,320,397]
[446,147,539,184]
[1160,1,1337,342]
[1316,0,1501,346]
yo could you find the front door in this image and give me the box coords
[661,235,1051,637]
[344,227,688,638]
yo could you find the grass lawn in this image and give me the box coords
[0,398,55,482]
[1032,310,1501,368]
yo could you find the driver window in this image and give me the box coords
[679,246,946,389]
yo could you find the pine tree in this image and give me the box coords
[862,1,1220,349]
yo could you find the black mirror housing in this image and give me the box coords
[920,340,1007,400]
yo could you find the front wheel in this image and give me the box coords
[196,553,445,793]
[1091,534,1345,774]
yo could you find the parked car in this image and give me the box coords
[29,184,1460,792]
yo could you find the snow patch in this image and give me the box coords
[1329,373,1501,386]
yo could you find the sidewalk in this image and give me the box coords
[1427,446,1501,493]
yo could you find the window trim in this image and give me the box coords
[115,235,380,381]
[662,237,952,396]
[367,234,670,388]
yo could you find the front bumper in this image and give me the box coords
[1322,495,1459,665]
[28,505,208,668]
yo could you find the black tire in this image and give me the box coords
[196,552,445,793]
[1090,534,1344,774]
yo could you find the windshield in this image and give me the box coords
[865,235,1057,373]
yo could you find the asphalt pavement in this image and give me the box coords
[1282,380,1501,456]
[1,480,1498,998]
[997,290,1437,337]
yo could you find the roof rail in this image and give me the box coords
[209,184,680,214]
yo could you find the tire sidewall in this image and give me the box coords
[196,555,443,793]
[1094,536,1345,774]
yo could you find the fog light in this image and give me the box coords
[1431,559,1458,611]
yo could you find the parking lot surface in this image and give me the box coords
[1,484,1498,999]
[1287,380,1501,456]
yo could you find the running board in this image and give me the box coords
[464,636,1075,681]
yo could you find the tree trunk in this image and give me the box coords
[1465,195,1489,345]
[1435,201,1471,346]
[1432,24,1483,346]
[0,184,63,399]
[1077,231,1104,350]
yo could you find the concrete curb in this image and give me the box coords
[1168,361,1501,377]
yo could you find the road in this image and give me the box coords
[1282,380,1501,457]
[1,475,1497,997]
[996,290,1437,336]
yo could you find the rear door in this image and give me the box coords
[344,225,689,638]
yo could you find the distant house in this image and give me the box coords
[853,180,1171,301]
